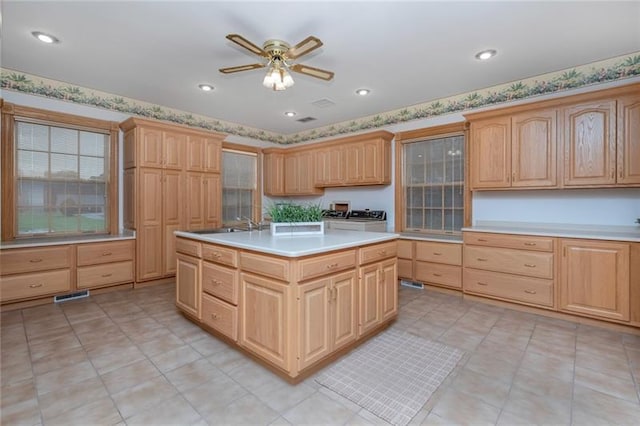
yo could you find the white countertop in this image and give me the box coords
[175,229,399,257]
[0,231,136,249]
[462,221,640,242]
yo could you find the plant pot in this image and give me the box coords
[270,221,324,236]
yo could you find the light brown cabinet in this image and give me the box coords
[466,84,640,190]
[120,117,224,284]
[176,253,201,319]
[358,243,398,337]
[463,232,555,309]
[297,270,357,370]
[559,239,630,322]
[398,239,462,289]
[76,240,134,290]
[397,239,414,280]
[344,138,392,185]
[284,150,323,195]
[315,145,345,186]
[263,151,286,196]
[470,109,557,189]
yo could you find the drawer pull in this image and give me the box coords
[524,263,536,268]
[29,283,43,288]
[477,239,488,242]
[101,273,112,278]
[211,313,219,320]
[378,250,387,255]
[477,258,488,262]
[326,263,339,269]
[524,289,537,294]
[101,252,112,256]
[211,252,221,258]
[477,282,488,286]
[523,242,536,247]
[210,279,222,286]
[29,258,43,263]
[433,252,442,256]
[433,273,442,277]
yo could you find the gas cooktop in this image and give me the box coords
[322,210,386,221]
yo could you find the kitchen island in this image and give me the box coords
[173,229,399,381]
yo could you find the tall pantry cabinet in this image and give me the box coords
[120,118,225,284]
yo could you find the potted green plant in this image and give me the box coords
[265,202,325,235]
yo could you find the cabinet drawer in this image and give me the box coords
[398,240,413,259]
[298,250,356,281]
[202,261,238,305]
[241,252,289,281]
[359,241,397,265]
[398,259,413,279]
[77,261,134,289]
[464,246,553,279]
[415,262,462,288]
[1,269,71,302]
[176,238,202,257]
[77,240,134,266]
[464,269,554,308]
[202,244,237,267]
[201,293,237,341]
[1,246,72,275]
[415,241,462,265]
[464,232,554,252]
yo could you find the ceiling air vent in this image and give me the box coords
[296,116,317,123]
[311,98,336,108]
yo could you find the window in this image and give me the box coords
[221,147,259,225]
[395,123,468,235]
[1,103,119,240]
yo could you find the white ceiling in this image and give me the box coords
[2,1,640,135]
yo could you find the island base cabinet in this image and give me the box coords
[358,258,398,337]
[559,239,630,322]
[240,273,292,372]
[176,254,201,319]
[202,293,237,341]
[297,270,357,371]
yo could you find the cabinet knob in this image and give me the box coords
[326,263,339,269]
[211,313,219,320]
[378,250,387,256]
[102,252,112,256]
[29,283,43,288]
[477,239,488,242]
[477,258,488,262]
[477,282,488,286]
[29,258,43,263]
[524,289,537,294]
[523,242,536,246]
[210,279,221,285]
[101,273,112,278]
[524,263,536,268]
[433,273,442,277]
[433,252,442,256]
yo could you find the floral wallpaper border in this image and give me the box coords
[2,52,639,145]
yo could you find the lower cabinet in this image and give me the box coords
[175,253,201,319]
[297,270,357,370]
[559,239,630,322]
[359,257,398,337]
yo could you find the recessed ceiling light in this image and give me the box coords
[198,84,214,92]
[475,49,497,61]
[32,31,59,44]
[355,88,370,96]
[284,111,296,117]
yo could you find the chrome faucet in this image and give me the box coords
[237,216,262,231]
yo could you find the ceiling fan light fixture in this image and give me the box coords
[263,64,294,91]
[475,49,497,60]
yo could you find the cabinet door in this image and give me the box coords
[204,138,222,173]
[361,139,384,183]
[563,100,616,186]
[186,172,204,229]
[186,135,204,172]
[263,152,285,196]
[298,278,332,370]
[139,127,163,168]
[344,143,363,183]
[204,173,221,229]
[314,148,331,186]
[560,239,629,322]
[617,94,640,184]
[284,154,299,194]
[512,109,557,187]
[470,117,512,189]
[123,129,136,169]
[137,168,163,281]
[240,273,290,370]
[123,168,135,230]
[176,254,201,319]
[359,263,381,336]
[296,151,320,194]
[163,170,182,275]
[332,270,358,351]
[163,131,185,170]
[380,258,398,321]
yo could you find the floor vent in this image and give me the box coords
[296,116,317,123]
[54,290,90,303]
[400,280,424,290]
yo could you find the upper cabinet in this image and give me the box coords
[466,83,640,190]
[186,135,221,173]
[263,130,394,197]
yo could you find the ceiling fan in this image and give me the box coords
[219,34,334,91]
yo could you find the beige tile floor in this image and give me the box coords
[2,283,640,425]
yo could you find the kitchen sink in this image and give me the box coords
[190,227,247,234]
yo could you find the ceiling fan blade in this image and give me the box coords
[289,64,334,81]
[219,63,266,74]
[225,34,268,58]
[286,36,323,60]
